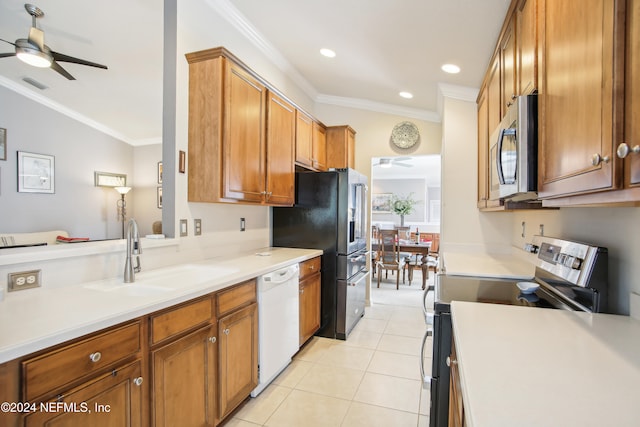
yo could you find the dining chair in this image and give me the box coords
[376,229,405,290]
[371,225,380,278]
[395,226,413,284]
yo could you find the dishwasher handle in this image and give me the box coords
[262,264,300,284]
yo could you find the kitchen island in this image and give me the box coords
[451,301,640,426]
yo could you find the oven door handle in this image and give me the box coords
[420,327,433,389]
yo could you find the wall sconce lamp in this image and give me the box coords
[114,186,132,239]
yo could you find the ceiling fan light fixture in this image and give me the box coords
[379,158,392,168]
[15,41,51,68]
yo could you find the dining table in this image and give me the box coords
[372,239,432,289]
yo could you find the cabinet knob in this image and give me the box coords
[446,356,457,367]
[591,153,611,166]
[299,289,304,294]
[133,377,143,387]
[223,328,230,335]
[209,336,217,344]
[511,94,517,100]
[616,143,640,159]
[89,352,102,363]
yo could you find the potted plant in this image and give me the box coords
[390,193,418,227]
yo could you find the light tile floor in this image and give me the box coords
[229,271,434,427]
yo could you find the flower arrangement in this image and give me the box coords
[390,193,418,216]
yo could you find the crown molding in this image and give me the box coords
[208,0,318,100]
[437,83,479,117]
[316,94,441,123]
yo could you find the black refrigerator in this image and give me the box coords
[272,168,369,340]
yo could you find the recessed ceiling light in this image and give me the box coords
[320,48,336,58]
[399,91,413,99]
[442,64,461,74]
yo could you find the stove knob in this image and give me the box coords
[570,257,583,270]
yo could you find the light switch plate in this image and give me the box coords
[180,219,188,237]
[630,292,640,320]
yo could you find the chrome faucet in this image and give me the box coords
[124,218,142,283]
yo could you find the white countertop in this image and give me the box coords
[451,301,640,427]
[0,247,321,364]
[442,251,535,280]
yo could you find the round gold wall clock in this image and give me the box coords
[391,121,420,149]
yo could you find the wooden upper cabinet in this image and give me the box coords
[326,125,356,169]
[517,0,538,95]
[538,0,621,199]
[312,121,327,171]
[295,110,314,167]
[477,87,489,208]
[266,92,295,205]
[185,47,294,206]
[487,53,502,135]
[623,0,640,187]
[501,16,517,114]
[223,61,267,203]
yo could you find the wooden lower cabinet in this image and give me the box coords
[24,360,143,427]
[217,303,258,420]
[151,325,217,427]
[299,272,321,346]
[448,339,465,427]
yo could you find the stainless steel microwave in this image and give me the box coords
[489,94,538,201]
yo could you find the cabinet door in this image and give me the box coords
[24,361,143,427]
[326,126,356,169]
[624,0,640,186]
[218,303,258,419]
[517,0,538,95]
[538,0,620,198]
[477,87,489,208]
[266,92,295,206]
[299,273,321,346]
[448,340,465,427]
[487,54,501,135]
[312,122,327,171]
[501,16,517,114]
[223,61,267,202]
[151,326,217,427]
[295,110,313,167]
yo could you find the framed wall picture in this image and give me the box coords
[157,186,163,208]
[372,193,392,213]
[157,161,163,184]
[0,128,6,160]
[94,171,127,187]
[17,151,55,193]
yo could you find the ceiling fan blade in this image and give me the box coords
[51,51,107,70]
[27,27,45,51]
[0,52,17,58]
[0,38,17,47]
[50,60,75,80]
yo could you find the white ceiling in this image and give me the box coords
[0,0,510,145]
[372,155,441,186]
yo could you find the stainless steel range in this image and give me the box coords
[424,235,608,427]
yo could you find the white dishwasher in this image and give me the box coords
[251,263,300,397]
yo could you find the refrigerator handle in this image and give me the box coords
[420,327,433,389]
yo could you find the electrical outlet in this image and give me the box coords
[8,270,41,292]
[194,219,202,236]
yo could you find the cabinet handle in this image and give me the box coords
[209,336,217,344]
[511,94,517,100]
[133,377,143,387]
[616,143,640,159]
[591,153,611,166]
[223,328,230,335]
[89,352,102,363]
[446,356,457,367]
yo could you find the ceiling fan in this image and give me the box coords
[373,157,413,168]
[0,3,107,80]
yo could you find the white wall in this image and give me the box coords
[440,96,512,253]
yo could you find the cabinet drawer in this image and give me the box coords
[299,257,321,280]
[22,321,141,401]
[217,280,256,317]
[150,296,214,345]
